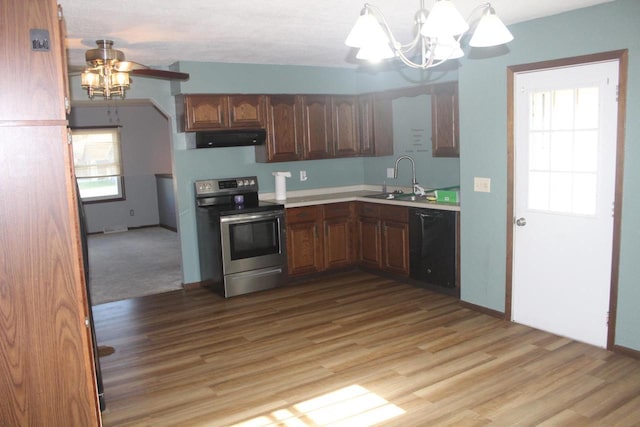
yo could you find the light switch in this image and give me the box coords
[387,168,395,178]
[474,177,491,193]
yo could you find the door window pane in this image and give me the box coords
[527,86,599,216]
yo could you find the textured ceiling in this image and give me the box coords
[59,0,613,69]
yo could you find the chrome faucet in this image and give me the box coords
[393,155,426,196]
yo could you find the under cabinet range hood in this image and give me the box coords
[194,129,266,148]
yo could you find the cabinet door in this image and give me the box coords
[332,95,359,157]
[358,94,393,156]
[258,95,303,162]
[382,220,410,276]
[323,204,354,259]
[286,222,324,276]
[323,214,354,270]
[431,82,459,157]
[301,95,333,159]
[184,95,227,130]
[228,95,265,128]
[358,216,382,269]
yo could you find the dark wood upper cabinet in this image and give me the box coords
[431,82,460,157]
[228,95,266,128]
[331,95,360,157]
[358,94,393,156]
[181,94,265,131]
[256,95,304,163]
[301,95,334,159]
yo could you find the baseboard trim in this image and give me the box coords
[612,344,640,360]
[182,280,206,290]
[159,224,177,232]
[459,300,506,320]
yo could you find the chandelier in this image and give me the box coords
[81,40,131,100]
[345,0,513,69]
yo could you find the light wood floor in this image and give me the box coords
[93,271,640,426]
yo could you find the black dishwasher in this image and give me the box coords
[409,208,457,288]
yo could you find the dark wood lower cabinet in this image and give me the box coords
[358,216,382,269]
[357,203,410,276]
[381,220,410,275]
[286,203,355,276]
[323,203,354,269]
[286,206,324,276]
[286,202,410,279]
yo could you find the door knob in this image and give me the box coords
[516,217,527,227]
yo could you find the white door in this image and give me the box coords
[512,61,618,348]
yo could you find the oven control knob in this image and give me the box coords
[237,180,244,186]
[250,179,255,185]
[244,179,250,186]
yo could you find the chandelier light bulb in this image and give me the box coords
[421,0,469,38]
[469,8,514,47]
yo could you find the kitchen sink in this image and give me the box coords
[364,192,429,201]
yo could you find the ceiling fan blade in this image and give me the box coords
[114,61,149,72]
[130,68,190,80]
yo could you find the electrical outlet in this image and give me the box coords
[129,209,135,216]
[300,170,308,181]
[387,168,395,178]
[474,177,491,193]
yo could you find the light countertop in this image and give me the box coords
[260,186,460,212]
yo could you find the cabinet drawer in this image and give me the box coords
[286,205,322,224]
[358,202,381,218]
[380,205,408,223]
[323,202,352,219]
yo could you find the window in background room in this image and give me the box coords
[71,127,124,202]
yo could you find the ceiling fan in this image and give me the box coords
[78,39,189,100]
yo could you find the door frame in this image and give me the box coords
[505,50,628,350]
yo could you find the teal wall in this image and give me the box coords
[458,0,640,351]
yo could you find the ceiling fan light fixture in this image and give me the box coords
[81,70,102,88]
[110,72,130,88]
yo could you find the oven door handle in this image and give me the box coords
[219,210,284,224]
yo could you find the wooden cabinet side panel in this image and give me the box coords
[0,127,99,426]
[0,0,66,121]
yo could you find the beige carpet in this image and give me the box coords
[87,227,183,305]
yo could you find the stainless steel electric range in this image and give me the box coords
[194,176,286,297]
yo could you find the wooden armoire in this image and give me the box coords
[0,0,101,425]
